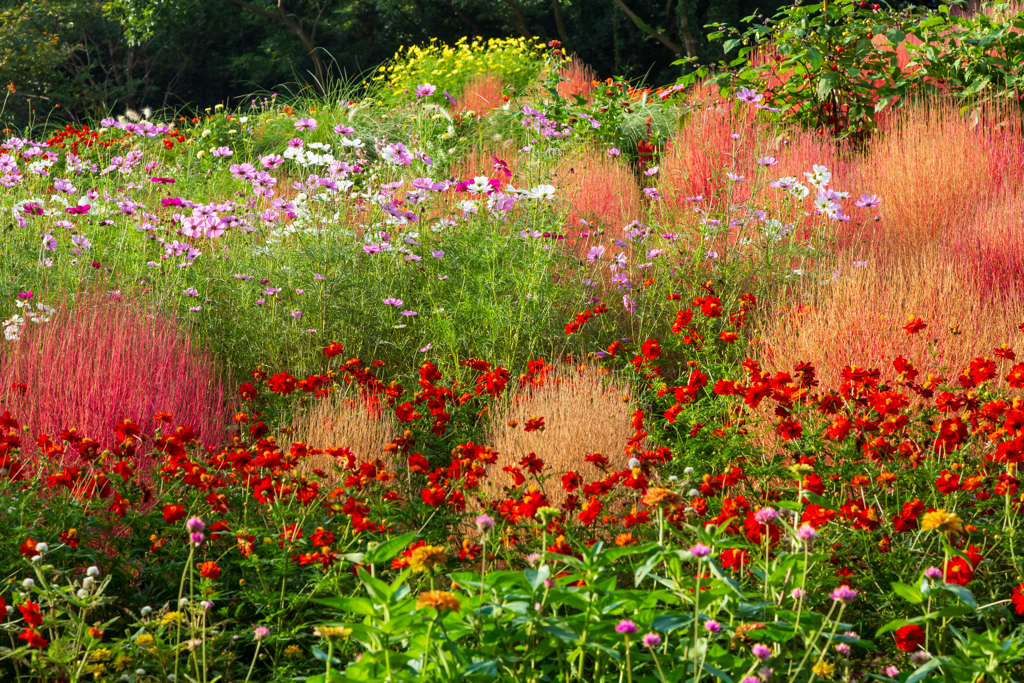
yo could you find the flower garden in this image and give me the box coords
[2,2,1024,681]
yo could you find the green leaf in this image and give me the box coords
[461,660,498,677]
[802,492,838,512]
[722,39,742,55]
[634,550,663,587]
[816,72,840,99]
[357,568,394,604]
[313,647,342,665]
[365,531,418,565]
[304,674,349,683]
[806,46,824,70]
[651,613,690,633]
[525,565,550,591]
[703,662,735,683]
[940,583,978,609]
[934,605,975,618]
[891,582,924,605]
[885,28,906,45]
[311,597,378,616]
[905,656,945,683]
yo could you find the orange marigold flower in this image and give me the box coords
[641,487,683,509]
[903,316,927,335]
[408,545,447,573]
[417,590,461,612]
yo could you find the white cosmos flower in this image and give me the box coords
[528,184,556,199]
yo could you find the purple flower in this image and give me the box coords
[382,297,403,307]
[740,677,761,683]
[924,566,943,580]
[757,156,778,166]
[186,516,205,533]
[211,146,233,158]
[753,508,778,524]
[737,87,763,103]
[615,620,638,635]
[475,514,495,532]
[431,249,445,259]
[704,620,721,633]
[254,626,270,642]
[690,543,712,559]
[415,83,437,98]
[444,91,457,106]
[796,524,817,542]
[290,310,303,319]
[333,124,355,135]
[835,643,850,656]
[190,532,206,547]
[607,148,620,157]
[42,234,56,251]
[419,343,433,353]
[66,205,90,215]
[294,117,318,131]
[855,193,881,208]
[830,585,858,605]
[752,644,772,661]
[642,633,661,648]
[401,310,417,317]
[791,588,806,600]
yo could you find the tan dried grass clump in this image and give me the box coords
[285,391,399,480]
[485,362,637,508]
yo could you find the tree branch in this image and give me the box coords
[611,0,682,54]
[500,0,533,38]
[551,0,570,46]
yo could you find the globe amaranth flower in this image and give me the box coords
[642,633,661,648]
[830,585,859,605]
[615,620,638,635]
[689,543,712,559]
[475,514,495,533]
[704,619,721,633]
[752,643,772,661]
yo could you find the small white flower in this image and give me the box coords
[688,489,700,498]
[83,576,95,590]
[22,578,35,589]
[179,597,190,608]
[86,565,100,577]
[77,588,89,599]
[141,606,153,615]
[528,184,556,199]
[684,467,695,475]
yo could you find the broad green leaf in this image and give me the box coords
[312,597,378,616]
[885,28,906,45]
[816,72,840,99]
[891,582,924,605]
[939,583,978,608]
[723,39,742,55]
[905,656,946,683]
[651,613,690,633]
[525,565,550,591]
[365,531,418,565]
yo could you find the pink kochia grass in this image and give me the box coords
[0,288,232,465]
[554,147,641,235]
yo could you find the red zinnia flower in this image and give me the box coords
[18,602,42,628]
[1012,582,1024,615]
[18,629,48,648]
[894,624,925,652]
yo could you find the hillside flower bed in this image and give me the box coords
[2,12,1024,681]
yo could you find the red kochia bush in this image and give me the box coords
[0,288,232,464]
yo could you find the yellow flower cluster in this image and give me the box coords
[377,36,546,103]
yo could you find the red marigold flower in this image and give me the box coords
[268,372,297,395]
[523,416,545,432]
[641,339,661,360]
[577,496,603,525]
[163,504,187,524]
[18,602,42,628]
[197,561,221,579]
[18,629,48,648]
[17,539,39,558]
[934,470,960,494]
[1006,363,1024,389]
[395,402,420,423]
[561,472,581,492]
[1012,582,1024,614]
[323,342,345,358]
[903,316,927,335]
